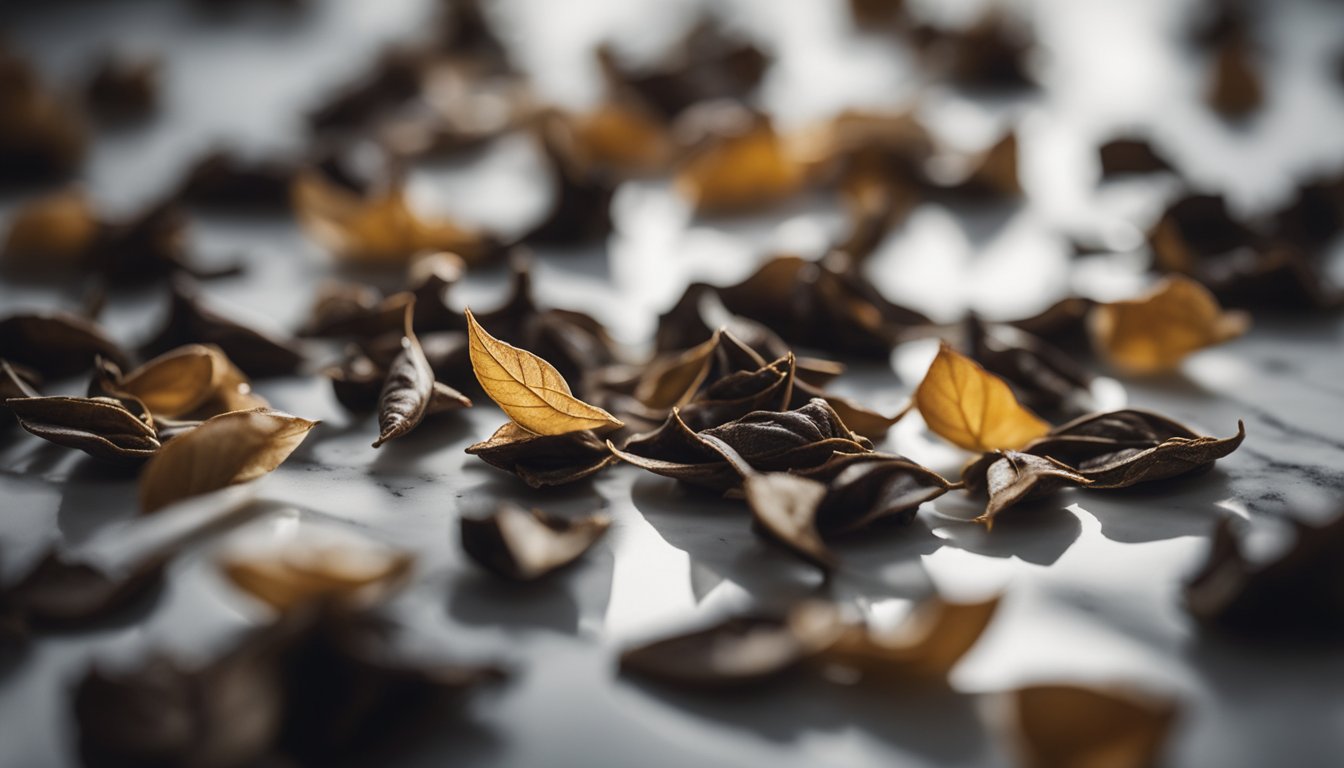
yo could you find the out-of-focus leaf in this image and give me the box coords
[141,278,306,377]
[460,503,610,581]
[1089,276,1249,375]
[0,310,129,379]
[1004,684,1179,768]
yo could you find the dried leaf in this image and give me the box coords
[139,409,317,513]
[0,310,129,378]
[942,131,1021,199]
[915,11,1034,90]
[99,344,267,420]
[1,187,99,274]
[1089,277,1249,374]
[794,452,951,536]
[620,612,836,689]
[141,278,306,377]
[1098,137,1174,178]
[85,51,160,123]
[307,47,424,132]
[914,342,1050,453]
[518,114,618,246]
[460,504,610,581]
[742,472,835,570]
[7,395,159,463]
[292,170,499,267]
[675,111,806,214]
[1005,685,1178,768]
[177,149,298,211]
[374,304,436,447]
[967,315,1095,421]
[466,421,618,487]
[221,527,413,613]
[564,103,672,175]
[803,596,1000,682]
[3,550,165,630]
[1208,34,1262,118]
[968,451,1091,528]
[1186,514,1344,638]
[465,307,623,435]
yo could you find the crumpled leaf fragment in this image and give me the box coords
[1186,513,1344,639]
[1,187,99,273]
[139,408,318,513]
[1207,32,1262,118]
[1004,684,1179,768]
[94,344,268,420]
[915,342,1050,453]
[741,471,835,571]
[466,307,623,435]
[176,149,298,211]
[1088,276,1249,375]
[967,315,1095,421]
[221,524,413,613]
[794,452,952,536]
[914,11,1034,90]
[964,451,1091,528]
[7,395,159,463]
[85,50,160,123]
[466,421,619,487]
[460,503,611,581]
[374,303,443,447]
[517,113,618,245]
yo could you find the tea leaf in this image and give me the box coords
[795,452,951,536]
[466,421,618,487]
[460,504,610,581]
[970,451,1091,528]
[139,409,317,513]
[103,344,267,420]
[1006,685,1178,768]
[465,307,623,435]
[142,278,305,377]
[914,342,1049,452]
[1089,277,1249,374]
[675,112,806,214]
[373,304,436,448]
[7,395,159,463]
[742,472,835,571]
[0,310,129,378]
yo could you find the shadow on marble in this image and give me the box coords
[365,415,478,475]
[629,476,827,608]
[951,200,1023,248]
[446,548,614,637]
[1080,470,1236,544]
[621,671,989,764]
[55,461,141,544]
[927,494,1083,566]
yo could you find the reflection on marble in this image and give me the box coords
[2,0,1344,766]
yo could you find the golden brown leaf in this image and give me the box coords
[1,187,98,271]
[139,408,317,513]
[8,395,159,463]
[743,472,835,571]
[292,171,495,266]
[220,524,412,613]
[1005,684,1179,768]
[914,342,1049,452]
[1089,276,1250,374]
[675,116,806,214]
[566,104,672,175]
[465,308,623,435]
[110,344,267,419]
[460,504,611,581]
[373,303,436,447]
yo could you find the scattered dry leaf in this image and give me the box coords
[221,527,413,612]
[465,421,618,487]
[968,451,1091,528]
[0,310,129,379]
[460,503,610,581]
[1089,277,1249,374]
[675,112,806,214]
[914,342,1050,453]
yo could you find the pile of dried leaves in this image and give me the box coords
[2,1,1343,766]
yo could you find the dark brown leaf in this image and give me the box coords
[466,421,618,487]
[373,304,436,447]
[0,46,86,184]
[1,359,40,426]
[4,550,166,630]
[965,451,1091,528]
[0,310,129,378]
[6,395,159,463]
[741,471,835,571]
[966,314,1095,421]
[460,504,610,581]
[914,11,1034,91]
[518,113,617,246]
[141,277,306,377]
[177,149,298,211]
[1098,137,1175,178]
[84,51,160,123]
[795,452,951,536]
[940,131,1021,200]
[1207,33,1262,118]
[308,47,424,133]
[1186,513,1344,639]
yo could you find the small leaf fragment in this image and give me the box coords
[973,451,1091,528]
[914,342,1050,453]
[139,409,317,513]
[460,504,610,581]
[465,307,623,435]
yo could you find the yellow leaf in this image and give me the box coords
[1089,276,1249,374]
[291,171,493,266]
[465,308,623,435]
[914,342,1049,452]
[139,408,317,513]
[1006,684,1179,768]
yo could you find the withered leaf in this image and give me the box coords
[221,525,413,613]
[177,149,298,211]
[0,47,86,183]
[1075,421,1245,489]
[612,398,872,491]
[518,113,618,246]
[914,11,1034,91]
[96,344,268,420]
[139,409,318,513]
[1,187,99,274]
[675,110,806,214]
[1270,172,1344,248]
[84,51,160,123]
[915,342,1050,453]
[597,18,769,121]
[466,421,618,487]
[941,131,1021,200]
[292,169,500,267]
[325,349,387,411]
[794,452,951,536]
[466,307,623,435]
[141,277,306,377]
[1186,513,1344,638]
[741,471,835,571]
[3,550,166,630]
[1148,193,1258,274]
[966,451,1091,528]
[7,395,159,464]
[1099,137,1175,178]
[0,310,129,378]
[1005,684,1178,768]
[1208,34,1262,118]
[460,503,610,581]
[619,611,837,689]
[374,304,436,447]
[800,595,1000,683]
[1006,296,1096,352]
[1089,276,1249,375]
[967,315,1095,422]
[307,47,424,133]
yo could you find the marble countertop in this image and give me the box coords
[2,0,1343,766]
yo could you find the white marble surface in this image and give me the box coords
[2,0,1344,766]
